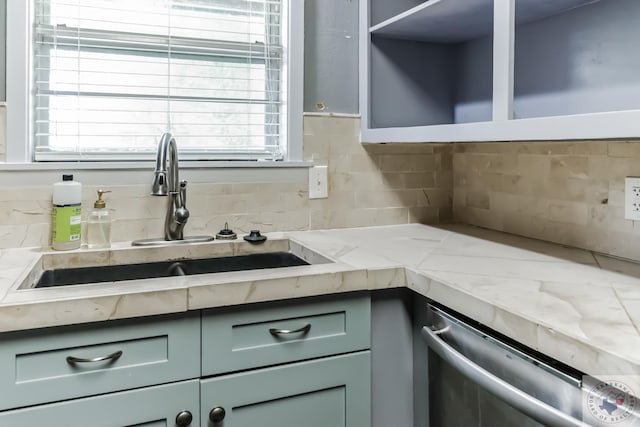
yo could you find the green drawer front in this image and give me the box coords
[0,313,200,411]
[201,294,371,375]
[200,351,371,427]
[0,379,200,427]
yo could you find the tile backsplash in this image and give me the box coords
[0,115,452,249]
[453,140,640,261]
[4,113,640,262]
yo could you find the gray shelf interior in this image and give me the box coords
[369,34,492,129]
[370,0,425,28]
[371,0,493,44]
[514,0,640,119]
[371,0,598,44]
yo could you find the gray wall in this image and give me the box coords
[0,0,5,102]
[303,0,359,114]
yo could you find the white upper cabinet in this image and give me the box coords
[360,0,640,142]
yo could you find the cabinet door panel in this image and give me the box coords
[200,352,371,427]
[0,380,200,427]
[232,387,346,427]
[126,423,166,427]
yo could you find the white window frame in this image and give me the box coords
[5,0,304,166]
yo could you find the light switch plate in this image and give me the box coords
[309,165,328,199]
[624,177,640,220]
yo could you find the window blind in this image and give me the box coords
[32,0,287,161]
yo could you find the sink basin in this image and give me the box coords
[34,252,309,288]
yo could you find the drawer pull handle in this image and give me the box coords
[269,323,311,336]
[66,350,123,364]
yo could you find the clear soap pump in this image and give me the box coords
[87,189,112,249]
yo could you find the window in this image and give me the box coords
[7,0,303,162]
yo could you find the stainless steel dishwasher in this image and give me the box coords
[422,304,640,427]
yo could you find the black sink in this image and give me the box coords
[35,252,309,288]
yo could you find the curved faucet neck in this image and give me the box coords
[151,133,190,241]
[152,132,179,196]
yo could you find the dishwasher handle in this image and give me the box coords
[421,326,592,427]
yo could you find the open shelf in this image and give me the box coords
[514,0,600,25]
[513,0,640,120]
[369,32,493,128]
[370,0,599,44]
[370,0,493,44]
[361,0,640,142]
[369,0,426,28]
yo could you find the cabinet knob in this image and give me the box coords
[175,410,193,426]
[209,406,226,423]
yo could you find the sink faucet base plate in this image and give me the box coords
[131,235,215,247]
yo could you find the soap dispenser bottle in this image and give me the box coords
[52,174,82,250]
[87,189,112,249]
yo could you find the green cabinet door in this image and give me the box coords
[201,351,371,427]
[0,380,200,427]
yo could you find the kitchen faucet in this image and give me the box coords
[151,132,190,240]
[131,133,213,246]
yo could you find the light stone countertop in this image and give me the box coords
[0,223,639,381]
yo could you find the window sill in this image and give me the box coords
[0,161,313,187]
[0,160,312,171]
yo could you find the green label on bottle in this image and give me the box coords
[52,204,82,243]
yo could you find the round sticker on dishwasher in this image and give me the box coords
[584,378,638,425]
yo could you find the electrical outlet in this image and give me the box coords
[309,165,328,199]
[624,177,640,220]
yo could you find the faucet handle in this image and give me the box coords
[179,180,188,207]
[175,206,190,224]
[175,181,189,224]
